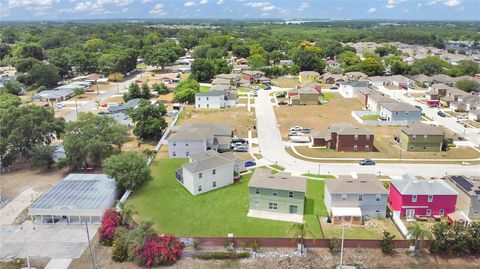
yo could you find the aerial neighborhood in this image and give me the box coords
[1,14,480,269]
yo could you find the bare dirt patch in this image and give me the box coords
[272,76,298,88]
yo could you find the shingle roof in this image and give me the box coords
[411,74,433,83]
[368,94,396,104]
[391,177,458,195]
[248,168,307,193]
[328,123,373,135]
[432,74,454,83]
[212,78,231,85]
[381,102,420,112]
[183,150,236,173]
[195,90,225,97]
[326,174,388,194]
[340,80,370,88]
[401,124,445,136]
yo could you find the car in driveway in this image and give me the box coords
[278,100,288,105]
[414,105,422,111]
[245,160,256,167]
[98,111,110,115]
[233,145,249,152]
[359,159,375,165]
[437,111,446,117]
[265,86,272,90]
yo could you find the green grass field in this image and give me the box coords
[361,114,381,121]
[128,158,325,238]
[301,174,336,179]
[199,86,210,92]
[322,92,335,102]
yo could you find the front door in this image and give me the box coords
[289,205,298,214]
[406,209,415,219]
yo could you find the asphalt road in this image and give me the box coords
[255,87,480,177]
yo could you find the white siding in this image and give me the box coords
[196,95,223,109]
[188,163,235,195]
[339,85,356,98]
[168,140,206,158]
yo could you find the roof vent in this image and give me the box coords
[268,176,274,179]
[281,177,288,180]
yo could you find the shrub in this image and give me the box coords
[251,240,261,252]
[112,238,129,262]
[381,231,396,255]
[99,209,122,246]
[239,242,248,250]
[224,239,235,252]
[192,239,200,250]
[329,237,341,253]
[132,235,184,267]
[192,252,250,260]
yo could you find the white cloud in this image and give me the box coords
[150,3,165,15]
[443,0,461,7]
[184,1,195,7]
[417,3,422,7]
[216,0,223,4]
[426,0,437,5]
[141,0,151,3]
[8,0,59,7]
[403,9,409,13]
[245,1,275,11]
[199,0,208,4]
[297,1,309,12]
[367,7,376,13]
[385,0,405,9]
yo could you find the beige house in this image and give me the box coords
[445,176,480,219]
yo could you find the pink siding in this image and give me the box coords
[388,183,457,217]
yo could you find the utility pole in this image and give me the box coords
[21,225,31,269]
[85,221,96,269]
[317,163,321,177]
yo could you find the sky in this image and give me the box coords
[0,0,478,21]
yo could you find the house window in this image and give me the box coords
[410,145,415,150]
[428,195,433,202]
[412,195,417,202]
[412,135,416,141]
[366,135,370,141]
[365,145,369,151]
[173,142,176,146]
[206,97,209,101]
[213,181,216,188]
[172,151,176,157]
[354,135,358,141]
[198,185,202,192]
[212,169,216,175]
[426,209,431,216]
[358,194,363,201]
[207,104,209,108]
[439,209,445,216]
[198,97,201,101]
[376,194,381,202]
[424,135,428,139]
[342,194,347,201]
[254,200,259,206]
[255,188,260,194]
[185,143,189,147]
[268,203,278,210]
[186,151,189,157]
[353,144,358,151]
[273,190,277,196]
[289,191,294,198]
[199,172,202,179]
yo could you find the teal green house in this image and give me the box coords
[247,168,306,223]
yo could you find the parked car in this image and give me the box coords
[245,160,256,167]
[301,128,312,134]
[414,105,422,111]
[98,111,109,115]
[437,111,446,117]
[276,93,286,98]
[278,100,288,105]
[231,138,247,144]
[329,86,338,90]
[288,131,301,136]
[265,86,272,90]
[253,93,258,97]
[233,145,249,152]
[359,159,375,165]
[290,125,303,132]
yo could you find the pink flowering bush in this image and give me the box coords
[132,235,184,267]
[99,208,122,246]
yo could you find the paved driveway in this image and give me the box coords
[255,87,480,177]
[0,221,98,260]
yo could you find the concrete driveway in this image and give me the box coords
[0,221,98,260]
[254,86,480,177]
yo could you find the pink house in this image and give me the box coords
[389,176,458,219]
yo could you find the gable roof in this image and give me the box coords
[340,80,370,88]
[368,94,396,104]
[248,168,307,193]
[381,102,420,112]
[401,124,445,136]
[328,123,373,136]
[411,74,433,83]
[326,174,388,194]
[195,90,225,97]
[432,74,455,83]
[169,124,231,142]
[391,176,457,195]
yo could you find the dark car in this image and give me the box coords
[231,138,247,144]
[245,160,256,167]
[359,159,375,165]
[278,100,288,105]
[414,105,422,111]
[265,86,272,90]
[276,93,286,98]
[437,111,446,117]
[98,111,110,115]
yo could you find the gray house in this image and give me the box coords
[379,102,422,123]
[167,124,232,158]
[324,174,388,220]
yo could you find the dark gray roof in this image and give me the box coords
[326,174,388,195]
[183,150,235,173]
[195,90,225,97]
[411,74,433,83]
[328,123,373,135]
[248,168,306,193]
[108,98,141,113]
[401,124,445,136]
[381,102,420,112]
[340,80,370,88]
[311,130,332,140]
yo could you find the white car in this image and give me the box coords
[290,126,303,132]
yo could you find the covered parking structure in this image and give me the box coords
[28,174,117,224]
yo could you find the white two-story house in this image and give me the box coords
[195,90,236,109]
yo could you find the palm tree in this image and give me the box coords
[116,200,136,228]
[407,222,432,252]
[286,222,315,253]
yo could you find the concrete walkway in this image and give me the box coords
[247,210,304,223]
[0,188,39,225]
[45,258,72,269]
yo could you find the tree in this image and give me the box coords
[144,47,178,70]
[63,113,127,169]
[0,81,24,95]
[467,222,480,255]
[28,64,61,88]
[190,59,216,82]
[14,57,41,73]
[173,79,200,103]
[153,83,168,94]
[292,46,325,72]
[127,100,167,140]
[232,43,250,58]
[455,79,480,93]
[449,60,479,77]
[247,54,268,69]
[374,45,399,57]
[213,59,232,74]
[269,50,284,64]
[410,56,447,76]
[13,42,44,60]
[0,93,21,109]
[73,87,85,97]
[28,145,55,169]
[353,56,385,76]
[0,105,64,167]
[123,83,142,102]
[84,38,106,52]
[286,222,315,253]
[381,231,396,254]
[104,152,152,191]
[140,82,151,99]
[407,222,432,252]
[338,51,361,68]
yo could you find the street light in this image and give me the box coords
[317,163,321,177]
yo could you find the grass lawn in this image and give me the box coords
[361,114,380,121]
[199,86,210,92]
[302,174,336,179]
[321,92,335,102]
[272,76,298,88]
[237,87,252,93]
[270,164,285,171]
[304,180,327,238]
[128,159,324,238]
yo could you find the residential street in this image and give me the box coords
[377,86,480,146]
[255,87,480,177]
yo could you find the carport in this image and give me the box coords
[28,174,117,224]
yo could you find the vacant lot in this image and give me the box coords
[275,93,479,160]
[178,105,256,138]
[272,76,298,88]
[320,217,403,239]
[127,159,325,238]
